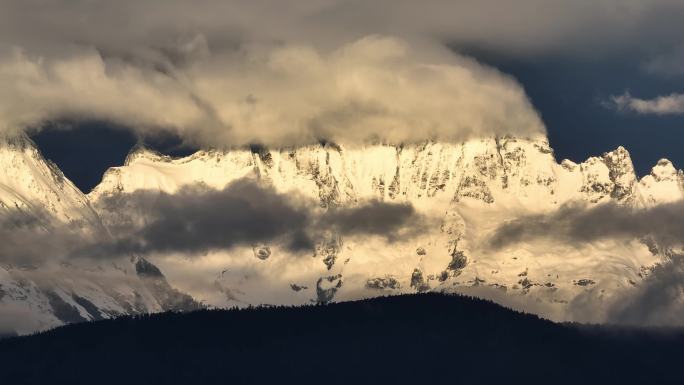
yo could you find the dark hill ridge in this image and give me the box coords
[1,293,683,385]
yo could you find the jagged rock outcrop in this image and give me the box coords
[366,276,401,290]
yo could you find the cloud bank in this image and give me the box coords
[489,201,684,325]
[3,0,682,57]
[3,0,684,146]
[607,256,684,326]
[490,201,684,249]
[94,178,430,256]
[0,179,429,265]
[0,36,545,147]
[609,92,684,115]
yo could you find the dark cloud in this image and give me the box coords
[607,256,684,326]
[0,208,83,267]
[489,201,684,326]
[2,1,683,58]
[96,180,313,255]
[489,201,684,249]
[0,179,428,264]
[322,201,424,240]
[97,180,429,256]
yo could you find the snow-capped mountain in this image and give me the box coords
[88,134,682,321]
[0,136,200,334]
[1,133,682,333]
[0,135,100,227]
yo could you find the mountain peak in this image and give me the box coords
[123,144,168,166]
[0,132,34,150]
[0,133,100,226]
[651,158,678,181]
[603,145,633,166]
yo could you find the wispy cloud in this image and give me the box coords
[608,92,684,115]
[642,45,684,77]
[607,255,684,326]
[489,201,684,249]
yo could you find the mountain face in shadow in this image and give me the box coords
[1,293,683,385]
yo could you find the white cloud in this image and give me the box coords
[1,0,683,145]
[0,36,545,147]
[610,92,684,115]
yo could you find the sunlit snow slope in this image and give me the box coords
[1,132,682,334]
[0,136,200,334]
[87,134,683,323]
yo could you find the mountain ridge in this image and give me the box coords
[1,133,683,334]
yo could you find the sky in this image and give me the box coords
[473,51,684,178]
[0,0,675,191]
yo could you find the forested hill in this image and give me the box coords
[1,293,683,385]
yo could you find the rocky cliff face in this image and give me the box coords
[1,133,682,333]
[91,135,679,211]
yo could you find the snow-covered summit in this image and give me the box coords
[0,134,100,228]
[2,133,684,333]
[637,159,684,205]
[0,135,201,334]
[90,136,668,210]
